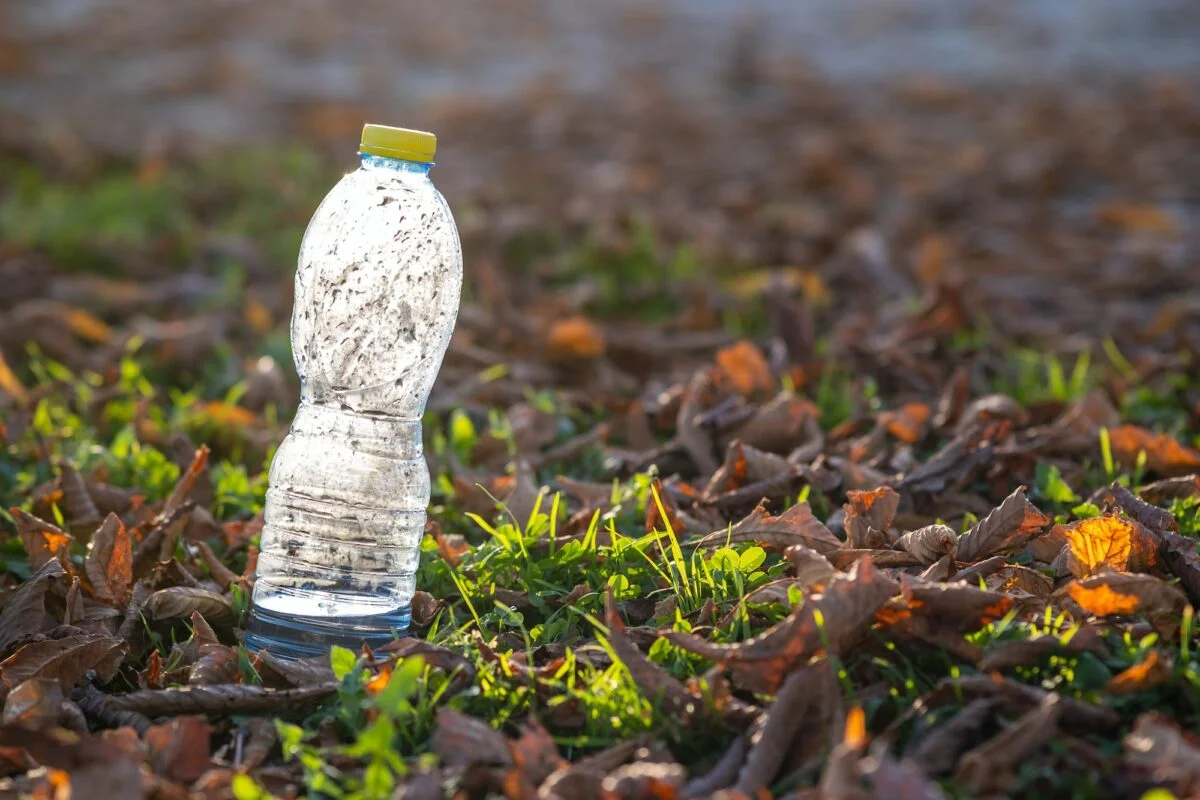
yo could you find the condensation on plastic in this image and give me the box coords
[244,156,462,658]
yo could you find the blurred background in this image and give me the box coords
[1,0,1199,485]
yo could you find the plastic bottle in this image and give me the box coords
[244,124,462,658]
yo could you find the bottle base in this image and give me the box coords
[243,603,411,660]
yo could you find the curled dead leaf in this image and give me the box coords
[144,587,233,628]
[955,487,1050,563]
[85,513,133,607]
[895,524,957,565]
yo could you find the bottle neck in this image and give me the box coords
[359,153,433,175]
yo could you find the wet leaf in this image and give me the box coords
[955,487,1050,563]
[85,513,133,606]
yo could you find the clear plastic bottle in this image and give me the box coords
[244,124,462,658]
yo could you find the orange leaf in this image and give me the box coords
[1107,424,1200,477]
[1106,650,1173,696]
[198,401,257,430]
[0,351,28,403]
[1096,201,1179,236]
[546,317,605,360]
[844,706,867,748]
[366,663,393,695]
[881,402,931,444]
[64,307,114,344]
[714,340,774,397]
[244,299,274,334]
[1067,582,1140,616]
[1062,515,1135,576]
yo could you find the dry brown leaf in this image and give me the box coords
[953,695,1062,795]
[1064,572,1187,637]
[191,540,239,590]
[144,587,233,628]
[734,660,833,795]
[678,369,718,474]
[785,545,838,589]
[701,500,842,554]
[844,486,900,547]
[895,524,957,565]
[0,560,66,654]
[828,549,922,570]
[1108,424,1200,477]
[431,707,512,767]
[903,579,1014,633]
[0,633,126,691]
[254,651,336,689]
[715,340,774,397]
[1107,483,1178,535]
[908,698,999,776]
[1162,532,1200,607]
[85,513,133,606]
[955,487,1050,563]
[667,558,899,693]
[1139,475,1200,504]
[164,445,210,516]
[103,683,336,716]
[2,678,65,727]
[58,462,102,533]
[10,508,74,571]
[145,715,212,782]
[1124,712,1200,791]
[188,644,239,686]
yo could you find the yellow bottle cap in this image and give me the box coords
[359,124,437,163]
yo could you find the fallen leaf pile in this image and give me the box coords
[2,33,1200,800]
